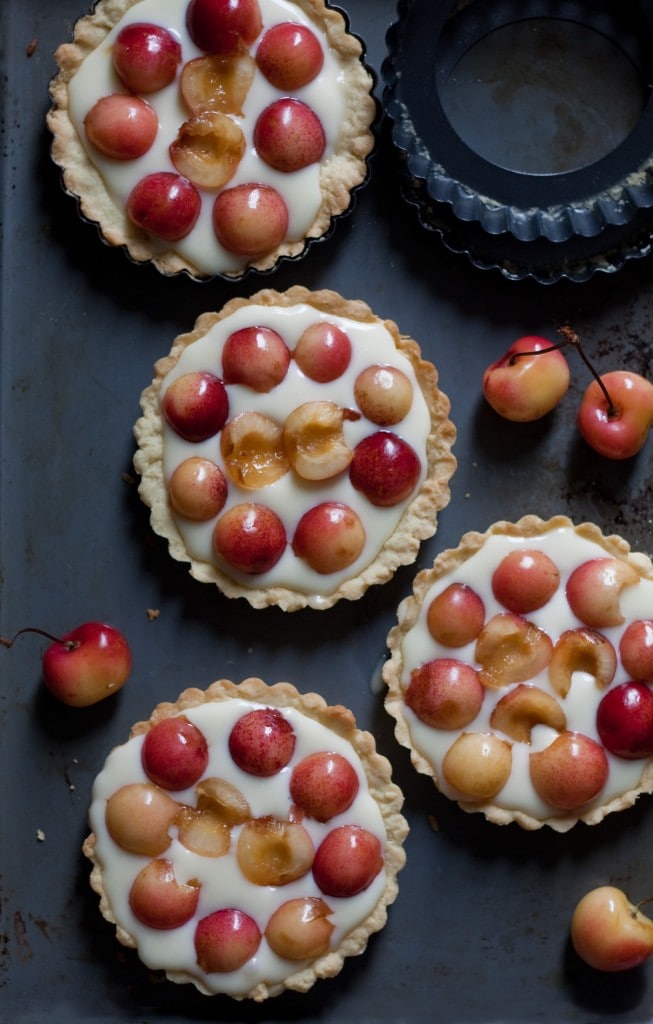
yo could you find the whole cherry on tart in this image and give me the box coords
[292,502,366,574]
[112,22,182,93]
[228,706,296,776]
[350,431,421,507]
[213,183,288,255]
[290,751,360,821]
[571,886,653,971]
[596,682,653,759]
[221,326,291,391]
[312,824,383,897]
[212,502,287,574]
[163,371,229,442]
[1,622,132,707]
[141,716,209,789]
[127,172,201,241]
[620,620,653,681]
[84,95,158,160]
[482,335,570,422]
[254,98,326,173]
[186,0,263,55]
[294,321,352,383]
[255,22,324,90]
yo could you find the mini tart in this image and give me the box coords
[47,0,376,280]
[83,677,407,1001]
[383,514,653,833]
[133,286,456,610]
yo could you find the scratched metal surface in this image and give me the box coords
[2,2,653,1022]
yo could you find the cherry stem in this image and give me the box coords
[0,626,77,650]
[509,325,618,418]
[556,326,618,416]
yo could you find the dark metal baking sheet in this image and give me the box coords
[2,2,653,1022]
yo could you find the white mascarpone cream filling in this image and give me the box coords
[160,302,432,601]
[68,0,347,275]
[89,698,387,996]
[397,526,653,819]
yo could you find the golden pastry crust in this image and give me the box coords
[133,285,457,610]
[47,0,377,279]
[83,677,408,1001]
[384,514,653,833]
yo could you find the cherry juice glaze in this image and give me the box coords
[67,0,346,275]
[160,302,432,602]
[396,526,653,819]
[89,699,387,996]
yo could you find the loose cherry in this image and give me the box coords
[482,335,570,422]
[1,623,131,707]
[571,887,653,972]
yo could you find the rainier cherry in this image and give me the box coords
[265,898,334,960]
[168,457,228,521]
[313,825,383,897]
[222,326,291,391]
[292,502,365,574]
[84,95,158,160]
[529,731,608,810]
[349,431,421,507]
[294,321,352,383]
[213,183,288,256]
[426,583,485,647]
[406,658,484,730]
[491,549,560,614]
[127,172,201,241]
[186,0,262,55]
[129,859,200,929]
[194,908,261,973]
[577,369,653,459]
[254,98,326,173]
[228,707,296,776]
[255,22,324,90]
[354,365,414,425]
[1,622,131,707]
[141,716,209,790]
[596,682,653,759]
[620,620,653,682]
[482,335,570,422]
[162,371,229,443]
[571,886,653,972]
[212,502,287,574]
[290,751,360,821]
[112,23,182,93]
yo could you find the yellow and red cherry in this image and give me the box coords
[228,707,296,776]
[2,621,131,707]
[163,371,229,442]
[254,98,325,173]
[141,716,209,790]
[127,172,201,241]
[597,682,653,759]
[186,0,262,55]
[213,183,288,256]
[571,886,653,972]
[212,502,286,574]
[194,908,261,973]
[577,370,653,459]
[84,94,158,160]
[349,431,421,507]
[255,22,324,90]
[482,335,570,422]
[113,22,182,93]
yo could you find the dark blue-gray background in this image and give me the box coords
[2,2,653,1021]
